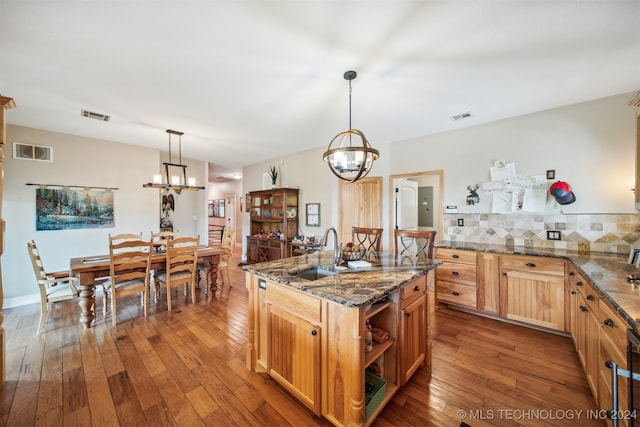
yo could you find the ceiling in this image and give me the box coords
[1,1,639,182]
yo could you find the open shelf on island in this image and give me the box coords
[365,337,395,368]
[366,299,392,319]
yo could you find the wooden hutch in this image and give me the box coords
[246,187,299,264]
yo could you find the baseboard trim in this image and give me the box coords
[3,287,105,309]
[4,294,40,308]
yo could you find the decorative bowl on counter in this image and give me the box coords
[340,245,366,262]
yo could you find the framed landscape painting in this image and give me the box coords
[36,188,114,231]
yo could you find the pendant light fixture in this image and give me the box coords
[323,70,379,182]
[143,129,205,194]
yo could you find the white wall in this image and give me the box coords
[4,125,207,306]
[242,93,637,258]
[241,142,392,254]
[391,93,637,214]
[4,93,636,306]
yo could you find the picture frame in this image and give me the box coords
[209,199,225,217]
[306,203,320,227]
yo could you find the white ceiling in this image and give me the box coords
[1,1,639,181]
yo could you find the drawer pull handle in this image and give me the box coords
[452,254,459,259]
[576,281,583,287]
[452,271,460,276]
[414,285,420,292]
[452,291,460,296]
[405,312,411,317]
[605,360,613,369]
[586,295,594,301]
[311,330,317,336]
[571,290,577,295]
[526,262,536,268]
[579,305,587,312]
[604,318,614,327]
[569,271,575,276]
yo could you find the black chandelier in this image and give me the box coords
[322,71,379,182]
[143,129,205,194]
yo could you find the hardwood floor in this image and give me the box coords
[1,248,604,426]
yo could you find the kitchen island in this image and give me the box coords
[244,251,440,427]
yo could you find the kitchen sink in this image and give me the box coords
[293,267,337,281]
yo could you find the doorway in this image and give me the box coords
[225,194,237,242]
[389,170,443,246]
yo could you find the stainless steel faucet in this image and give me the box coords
[322,227,340,267]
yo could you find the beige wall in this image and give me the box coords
[242,93,637,256]
[4,125,207,306]
[3,92,637,305]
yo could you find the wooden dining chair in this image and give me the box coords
[352,226,383,255]
[150,230,178,301]
[27,240,80,335]
[217,229,236,291]
[393,229,437,259]
[107,233,152,326]
[155,236,199,311]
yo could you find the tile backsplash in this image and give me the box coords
[443,213,640,255]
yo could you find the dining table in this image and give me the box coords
[70,245,225,329]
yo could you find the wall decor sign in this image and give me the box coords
[36,188,114,231]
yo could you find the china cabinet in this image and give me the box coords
[246,188,299,263]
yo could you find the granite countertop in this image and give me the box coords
[243,250,441,307]
[436,240,640,333]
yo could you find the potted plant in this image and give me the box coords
[268,165,278,188]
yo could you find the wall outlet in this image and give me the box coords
[547,230,561,240]
[457,218,464,226]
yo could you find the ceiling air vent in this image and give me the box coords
[81,109,110,121]
[13,142,53,162]
[450,112,472,121]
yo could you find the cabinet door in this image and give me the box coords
[574,291,599,398]
[399,294,426,385]
[477,252,500,314]
[500,270,565,330]
[267,304,321,415]
[247,242,258,263]
[598,328,629,426]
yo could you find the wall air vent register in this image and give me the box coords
[12,142,53,162]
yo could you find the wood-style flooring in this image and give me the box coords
[1,248,604,426]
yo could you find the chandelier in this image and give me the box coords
[143,129,205,194]
[323,70,379,182]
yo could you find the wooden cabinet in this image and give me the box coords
[477,252,500,314]
[571,273,600,399]
[500,254,566,331]
[434,248,477,309]
[265,281,322,415]
[246,188,299,264]
[399,278,427,385]
[246,236,285,263]
[597,299,630,426]
[246,272,432,426]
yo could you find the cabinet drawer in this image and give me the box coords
[598,300,628,353]
[435,248,477,265]
[578,282,599,313]
[435,263,477,287]
[436,281,477,308]
[500,254,565,276]
[401,277,426,308]
[267,282,321,323]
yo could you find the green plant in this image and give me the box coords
[268,165,278,185]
